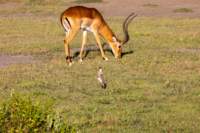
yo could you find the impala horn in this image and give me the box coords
[122,12,137,45]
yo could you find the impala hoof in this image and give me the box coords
[79,59,83,63]
[69,62,73,66]
[104,57,108,61]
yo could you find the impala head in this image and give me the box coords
[109,36,122,58]
[110,12,137,58]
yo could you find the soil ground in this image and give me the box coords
[0,55,34,68]
[83,0,200,17]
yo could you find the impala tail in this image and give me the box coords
[60,13,71,33]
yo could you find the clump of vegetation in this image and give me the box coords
[0,93,76,132]
[173,8,193,13]
[143,3,159,8]
[75,0,102,4]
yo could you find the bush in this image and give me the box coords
[0,94,76,132]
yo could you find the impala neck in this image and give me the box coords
[99,23,117,43]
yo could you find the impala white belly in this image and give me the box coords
[80,25,93,32]
[79,17,93,32]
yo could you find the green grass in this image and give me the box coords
[1,2,200,132]
[0,93,76,132]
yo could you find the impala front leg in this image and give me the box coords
[93,31,108,61]
[79,30,87,62]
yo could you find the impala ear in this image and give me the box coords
[112,36,117,42]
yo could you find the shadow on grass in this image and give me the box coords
[121,50,134,57]
[72,43,133,60]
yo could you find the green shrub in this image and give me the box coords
[0,94,76,132]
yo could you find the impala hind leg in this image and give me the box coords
[79,30,87,62]
[93,31,108,60]
[64,29,78,65]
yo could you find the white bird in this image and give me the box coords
[97,67,107,89]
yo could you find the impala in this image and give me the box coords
[60,6,136,65]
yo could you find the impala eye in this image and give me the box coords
[118,45,121,49]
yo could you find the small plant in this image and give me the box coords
[143,3,159,8]
[0,94,76,132]
[173,8,193,13]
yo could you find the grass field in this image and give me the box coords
[1,1,200,132]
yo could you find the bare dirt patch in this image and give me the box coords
[1,0,200,18]
[0,55,34,68]
[80,0,200,18]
